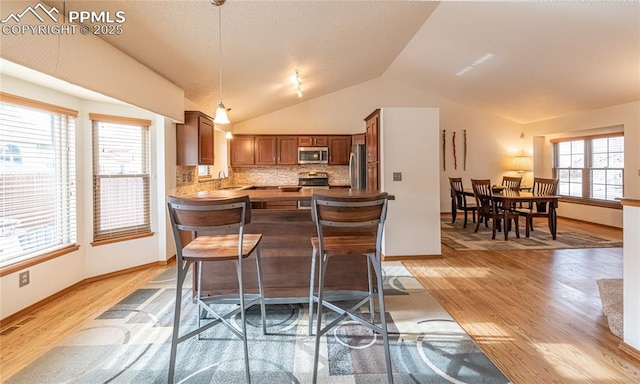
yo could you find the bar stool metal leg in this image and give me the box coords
[235,257,251,384]
[255,246,267,335]
[370,252,393,384]
[367,258,375,324]
[308,247,317,336]
[312,251,328,384]
[168,259,190,384]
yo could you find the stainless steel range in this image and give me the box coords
[297,171,329,209]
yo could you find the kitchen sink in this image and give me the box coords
[218,185,255,190]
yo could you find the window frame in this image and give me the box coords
[552,132,624,209]
[0,92,79,273]
[90,113,153,245]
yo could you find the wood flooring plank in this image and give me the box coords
[405,217,639,383]
[1,216,638,383]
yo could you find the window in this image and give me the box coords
[0,93,77,268]
[197,165,213,179]
[91,114,151,243]
[552,132,624,206]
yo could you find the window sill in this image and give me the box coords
[559,197,622,210]
[91,232,154,247]
[0,244,81,277]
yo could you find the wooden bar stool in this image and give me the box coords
[166,195,266,384]
[308,192,393,383]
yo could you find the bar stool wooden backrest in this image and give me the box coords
[311,192,388,247]
[309,191,393,384]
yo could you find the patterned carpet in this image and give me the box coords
[442,218,622,251]
[6,262,510,384]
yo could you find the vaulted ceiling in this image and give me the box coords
[49,1,640,125]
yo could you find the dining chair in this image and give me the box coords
[166,195,267,384]
[517,177,559,237]
[501,176,523,190]
[471,179,520,239]
[308,192,393,384]
[500,176,523,210]
[449,177,477,228]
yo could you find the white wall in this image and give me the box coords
[235,77,524,215]
[623,203,640,351]
[525,101,639,227]
[0,2,184,122]
[381,108,441,256]
[0,75,171,318]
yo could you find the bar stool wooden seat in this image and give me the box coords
[166,195,266,384]
[308,192,393,384]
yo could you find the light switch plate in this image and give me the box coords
[393,172,402,181]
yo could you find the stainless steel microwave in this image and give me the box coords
[298,147,329,164]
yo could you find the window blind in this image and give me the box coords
[91,115,151,242]
[0,96,77,268]
[553,132,624,205]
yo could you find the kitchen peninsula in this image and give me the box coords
[175,188,394,302]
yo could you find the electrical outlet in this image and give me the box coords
[19,271,30,287]
[393,172,402,182]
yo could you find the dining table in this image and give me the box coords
[451,188,560,240]
[492,189,560,240]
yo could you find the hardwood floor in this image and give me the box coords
[1,217,638,383]
[0,263,171,382]
[404,216,640,384]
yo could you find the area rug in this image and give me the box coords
[6,262,510,384]
[442,218,622,251]
[597,278,623,339]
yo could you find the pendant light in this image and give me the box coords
[212,0,230,124]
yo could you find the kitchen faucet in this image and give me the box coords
[216,170,226,189]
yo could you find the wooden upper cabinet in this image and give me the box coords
[298,136,328,147]
[277,136,298,165]
[255,136,277,165]
[328,136,352,165]
[365,109,379,163]
[352,133,365,146]
[230,135,255,166]
[364,109,380,190]
[176,111,215,165]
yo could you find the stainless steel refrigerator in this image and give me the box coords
[349,144,366,189]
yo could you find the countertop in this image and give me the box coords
[177,188,394,202]
[618,197,640,208]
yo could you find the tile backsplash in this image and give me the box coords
[176,165,349,195]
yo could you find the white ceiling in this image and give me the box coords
[49,1,640,124]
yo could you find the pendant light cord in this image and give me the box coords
[218,4,223,103]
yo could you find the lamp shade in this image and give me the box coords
[225,131,233,139]
[512,155,532,173]
[213,102,230,124]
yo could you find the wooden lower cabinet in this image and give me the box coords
[194,209,372,299]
